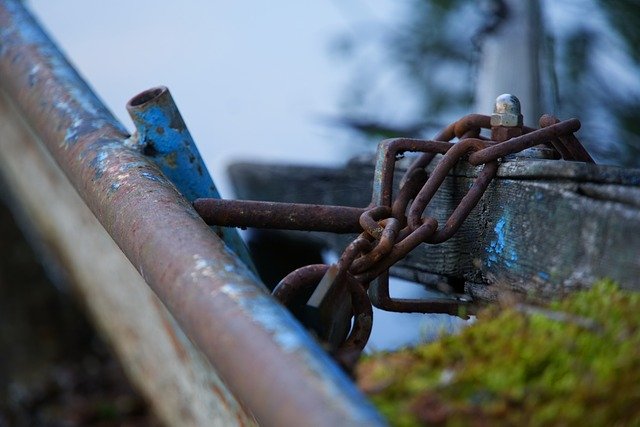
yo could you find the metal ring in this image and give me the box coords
[272,264,373,364]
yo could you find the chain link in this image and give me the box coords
[271,112,592,370]
[193,108,593,371]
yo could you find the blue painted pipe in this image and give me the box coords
[126,87,255,271]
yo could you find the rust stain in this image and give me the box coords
[164,151,177,168]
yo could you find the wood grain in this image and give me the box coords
[229,155,640,301]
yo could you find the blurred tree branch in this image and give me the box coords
[331,0,640,167]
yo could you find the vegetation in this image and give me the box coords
[356,281,640,426]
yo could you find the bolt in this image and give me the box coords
[491,94,523,127]
[491,94,524,142]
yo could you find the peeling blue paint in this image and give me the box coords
[127,87,255,270]
[538,271,550,281]
[140,171,163,183]
[90,150,109,179]
[128,98,222,201]
[85,140,166,191]
[494,218,507,252]
[27,63,40,87]
[486,213,519,269]
[487,217,506,267]
[119,161,147,172]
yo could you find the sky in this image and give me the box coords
[29,1,399,195]
[28,1,640,184]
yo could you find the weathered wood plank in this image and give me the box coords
[229,155,640,300]
[0,90,254,426]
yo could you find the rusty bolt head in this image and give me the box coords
[491,94,523,127]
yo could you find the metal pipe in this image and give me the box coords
[194,198,366,233]
[126,86,255,270]
[0,1,385,426]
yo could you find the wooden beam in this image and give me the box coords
[229,156,640,300]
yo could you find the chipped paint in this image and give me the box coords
[127,87,254,270]
[140,171,163,183]
[538,271,551,281]
[487,214,518,268]
[126,88,221,202]
[88,149,110,180]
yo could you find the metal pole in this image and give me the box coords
[0,1,384,426]
[126,86,256,270]
[474,0,544,126]
[194,198,366,233]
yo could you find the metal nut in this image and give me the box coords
[491,93,523,127]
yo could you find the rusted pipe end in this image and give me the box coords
[539,114,560,128]
[126,86,187,140]
[127,86,167,108]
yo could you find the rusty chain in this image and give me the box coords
[194,96,594,370]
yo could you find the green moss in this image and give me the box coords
[357,280,640,426]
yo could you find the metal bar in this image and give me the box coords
[372,138,455,207]
[0,2,385,426]
[468,119,581,165]
[194,198,366,233]
[126,86,256,269]
[539,114,594,163]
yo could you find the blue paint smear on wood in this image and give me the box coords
[487,213,519,269]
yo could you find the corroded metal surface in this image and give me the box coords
[0,89,255,427]
[198,101,591,364]
[195,199,366,233]
[126,86,255,269]
[0,1,384,426]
